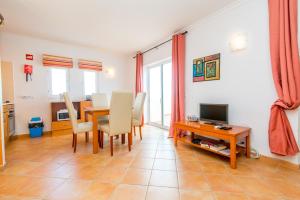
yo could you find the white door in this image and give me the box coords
[147,60,172,129]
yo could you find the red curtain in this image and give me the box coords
[135,53,143,94]
[169,34,186,137]
[268,0,300,156]
[135,53,144,125]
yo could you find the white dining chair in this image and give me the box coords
[91,93,108,107]
[132,92,146,140]
[91,93,109,124]
[99,91,133,156]
[64,92,99,153]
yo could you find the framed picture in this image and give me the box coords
[193,58,205,82]
[193,53,220,82]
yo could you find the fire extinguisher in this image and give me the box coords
[24,64,33,82]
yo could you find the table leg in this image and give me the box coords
[121,134,125,144]
[100,131,104,148]
[174,127,178,146]
[92,113,99,154]
[246,133,251,158]
[230,137,237,169]
[85,132,89,142]
[128,132,132,151]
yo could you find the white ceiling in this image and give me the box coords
[0,0,236,55]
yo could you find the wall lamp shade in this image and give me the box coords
[104,67,115,78]
[230,33,247,51]
[0,14,4,26]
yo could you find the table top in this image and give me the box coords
[174,120,250,136]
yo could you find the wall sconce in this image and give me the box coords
[104,67,115,78]
[229,33,247,51]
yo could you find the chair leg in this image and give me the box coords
[85,132,89,143]
[74,134,77,153]
[139,126,142,140]
[98,131,101,148]
[72,133,75,147]
[100,131,104,148]
[121,134,125,144]
[110,136,114,156]
[128,132,132,151]
[133,126,136,136]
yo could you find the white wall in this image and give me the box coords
[138,0,300,164]
[0,32,131,134]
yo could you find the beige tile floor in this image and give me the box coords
[0,125,300,200]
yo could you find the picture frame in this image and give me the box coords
[193,53,220,82]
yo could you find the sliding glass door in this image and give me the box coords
[149,66,162,125]
[147,60,172,129]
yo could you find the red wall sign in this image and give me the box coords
[26,54,33,60]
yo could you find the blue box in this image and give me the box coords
[29,117,44,138]
[29,127,43,138]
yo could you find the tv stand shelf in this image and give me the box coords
[177,135,241,158]
[173,120,250,169]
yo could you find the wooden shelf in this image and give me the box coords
[51,101,81,122]
[51,101,92,136]
[177,135,241,158]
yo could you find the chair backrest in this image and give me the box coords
[91,93,108,107]
[133,92,146,123]
[63,92,78,133]
[109,91,133,135]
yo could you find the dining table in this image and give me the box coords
[84,106,110,154]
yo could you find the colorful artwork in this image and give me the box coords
[193,58,205,82]
[193,53,220,82]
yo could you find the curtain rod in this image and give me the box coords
[132,31,188,59]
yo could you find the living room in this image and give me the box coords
[0,0,299,199]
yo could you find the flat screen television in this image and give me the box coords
[199,103,228,124]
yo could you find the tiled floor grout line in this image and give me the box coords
[172,141,182,199]
[144,141,159,200]
[175,158,181,199]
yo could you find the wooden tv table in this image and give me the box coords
[173,121,251,169]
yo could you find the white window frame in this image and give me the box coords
[83,70,99,97]
[48,67,70,98]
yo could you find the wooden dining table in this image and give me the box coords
[84,106,110,154]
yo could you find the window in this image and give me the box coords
[51,68,67,95]
[84,71,97,96]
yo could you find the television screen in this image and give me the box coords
[200,104,228,124]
